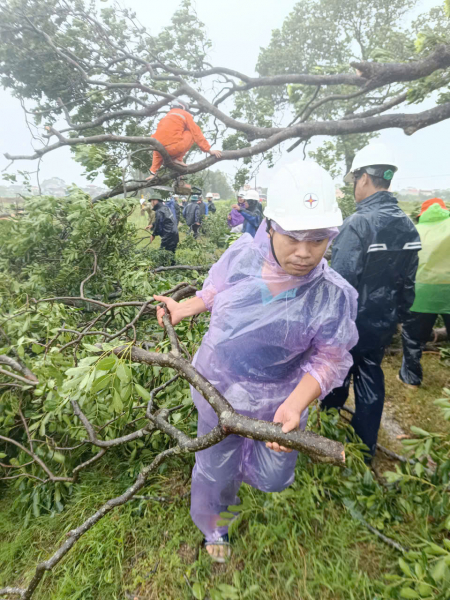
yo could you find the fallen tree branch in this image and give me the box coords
[0,368,38,386]
[339,406,415,465]
[0,356,38,383]
[0,284,347,597]
[153,264,212,273]
[344,502,408,553]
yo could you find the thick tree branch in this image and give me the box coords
[0,368,38,386]
[0,356,38,383]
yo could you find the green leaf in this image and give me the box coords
[32,491,40,518]
[410,426,430,437]
[120,383,132,401]
[217,584,239,598]
[426,543,447,556]
[112,391,123,413]
[192,582,205,600]
[96,356,116,371]
[242,585,260,597]
[134,384,151,401]
[32,343,44,354]
[227,504,244,512]
[82,343,102,353]
[66,366,89,378]
[399,558,412,577]
[431,558,448,581]
[91,373,112,393]
[414,462,424,477]
[0,452,7,459]
[216,519,230,526]
[384,471,403,484]
[116,363,131,383]
[418,582,433,596]
[80,356,100,366]
[51,451,66,464]
[219,512,235,519]
[399,588,420,599]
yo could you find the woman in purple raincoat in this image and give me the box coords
[155,161,358,562]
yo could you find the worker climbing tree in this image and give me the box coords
[146,100,222,180]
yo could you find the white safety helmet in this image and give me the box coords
[244,189,260,201]
[265,160,342,231]
[206,192,213,199]
[171,98,190,112]
[344,142,398,183]
[139,197,146,206]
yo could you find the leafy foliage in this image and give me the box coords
[0,197,450,599]
[257,0,428,175]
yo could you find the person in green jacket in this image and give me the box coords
[399,198,450,388]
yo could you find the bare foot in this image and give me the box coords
[173,159,187,166]
[205,543,230,562]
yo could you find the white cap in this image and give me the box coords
[265,160,342,231]
[244,189,260,201]
[344,142,398,183]
[206,192,213,198]
[139,198,146,205]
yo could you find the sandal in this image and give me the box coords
[203,534,231,563]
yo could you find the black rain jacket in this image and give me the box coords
[331,191,421,352]
[151,202,178,250]
[183,201,201,226]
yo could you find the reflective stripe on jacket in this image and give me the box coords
[331,191,421,351]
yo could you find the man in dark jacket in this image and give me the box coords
[321,143,421,458]
[166,194,181,224]
[149,197,179,259]
[206,193,217,213]
[198,194,208,218]
[183,195,202,238]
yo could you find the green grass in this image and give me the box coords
[0,455,395,600]
[383,352,450,445]
[2,206,449,599]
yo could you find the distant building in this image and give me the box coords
[41,177,67,197]
[81,184,108,198]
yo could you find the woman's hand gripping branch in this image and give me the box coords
[266,373,321,453]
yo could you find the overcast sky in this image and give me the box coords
[1,0,449,191]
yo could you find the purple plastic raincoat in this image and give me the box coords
[190,221,358,541]
[227,208,245,228]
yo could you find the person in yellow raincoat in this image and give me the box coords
[399,198,450,388]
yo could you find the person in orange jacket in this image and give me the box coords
[147,100,222,179]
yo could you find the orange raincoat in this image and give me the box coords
[150,108,211,174]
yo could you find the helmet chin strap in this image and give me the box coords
[269,232,282,267]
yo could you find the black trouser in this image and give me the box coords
[321,347,385,457]
[400,312,450,386]
[190,224,200,239]
[161,233,179,265]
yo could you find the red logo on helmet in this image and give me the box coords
[304,193,319,209]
